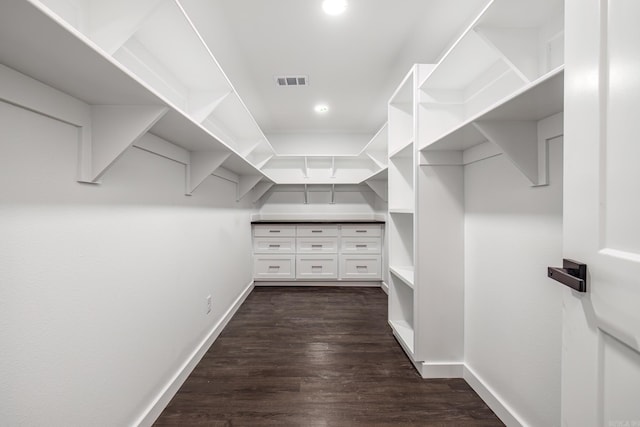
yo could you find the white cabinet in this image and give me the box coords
[252,222,383,283]
[253,224,296,237]
[253,237,296,254]
[297,237,338,253]
[254,255,296,280]
[296,224,338,237]
[339,255,382,280]
[340,237,381,254]
[296,255,338,279]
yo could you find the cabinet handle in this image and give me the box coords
[356,265,367,268]
[356,244,367,248]
[312,265,322,268]
[311,244,322,248]
[356,230,367,233]
[311,230,322,233]
[269,230,281,233]
[269,244,281,248]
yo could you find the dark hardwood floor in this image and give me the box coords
[154,286,503,426]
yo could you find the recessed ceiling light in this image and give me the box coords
[314,104,329,113]
[322,0,347,16]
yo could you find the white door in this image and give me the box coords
[562,0,640,425]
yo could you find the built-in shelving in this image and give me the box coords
[0,0,274,197]
[260,123,389,186]
[389,266,414,288]
[388,0,564,378]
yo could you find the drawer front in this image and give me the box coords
[339,255,382,280]
[254,255,295,280]
[254,237,296,254]
[297,237,338,253]
[296,224,339,237]
[340,237,381,254]
[340,224,382,237]
[296,255,338,279]
[253,224,296,237]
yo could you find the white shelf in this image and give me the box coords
[389,209,414,215]
[389,320,415,355]
[422,67,564,152]
[390,266,415,289]
[0,0,268,188]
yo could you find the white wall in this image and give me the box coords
[464,140,564,426]
[0,101,255,426]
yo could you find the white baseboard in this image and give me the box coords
[418,362,464,379]
[254,280,382,287]
[380,281,389,294]
[134,281,255,427]
[463,364,524,427]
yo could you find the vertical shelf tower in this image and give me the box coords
[388,0,564,378]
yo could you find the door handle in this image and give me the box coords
[547,259,587,292]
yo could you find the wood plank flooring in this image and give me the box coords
[154,286,503,426]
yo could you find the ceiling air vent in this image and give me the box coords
[275,75,308,87]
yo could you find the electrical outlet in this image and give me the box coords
[206,295,212,314]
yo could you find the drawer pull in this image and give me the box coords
[312,265,322,268]
[269,230,281,233]
[269,244,281,248]
[356,230,367,233]
[356,265,368,271]
[356,244,367,248]
[311,230,322,233]
[311,244,323,249]
[268,265,280,272]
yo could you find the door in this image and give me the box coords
[562,0,640,425]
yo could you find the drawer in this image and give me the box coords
[253,224,296,237]
[340,237,381,254]
[340,224,382,237]
[339,255,382,280]
[254,255,295,280]
[253,237,296,254]
[296,255,338,279]
[296,224,338,237]
[297,237,338,253]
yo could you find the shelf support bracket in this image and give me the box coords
[78,105,168,184]
[330,184,336,204]
[252,182,274,204]
[186,151,231,195]
[473,120,543,186]
[365,179,388,202]
[304,184,309,204]
[237,175,264,201]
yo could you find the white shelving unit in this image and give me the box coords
[0,0,390,193]
[260,122,389,186]
[387,64,434,360]
[0,0,275,197]
[388,0,564,378]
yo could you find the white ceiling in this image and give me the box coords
[181,0,489,137]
